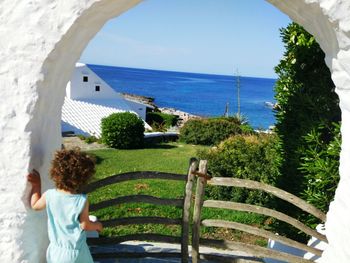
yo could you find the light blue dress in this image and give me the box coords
[45,189,94,263]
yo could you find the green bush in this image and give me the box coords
[146,112,179,131]
[101,112,145,149]
[198,134,281,205]
[272,22,341,241]
[300,122,340,219]
[274,23,340,197]
[180,117,252,146]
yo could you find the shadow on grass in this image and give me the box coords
[143,143,177,149]
[87,153,104,165]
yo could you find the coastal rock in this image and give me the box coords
[121,92,157,108]
[159,107,200,127]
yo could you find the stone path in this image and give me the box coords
[92,241,262,263]
[62,136,107,151]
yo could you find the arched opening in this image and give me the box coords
[1,0,349,262]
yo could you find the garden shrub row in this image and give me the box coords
[180,117,253,146]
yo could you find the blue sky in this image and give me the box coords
[80,0,291,78]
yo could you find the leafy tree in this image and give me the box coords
[273,23,341,239]
[274,22,340,197]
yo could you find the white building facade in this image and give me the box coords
[62,63,152,137]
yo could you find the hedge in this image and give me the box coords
[101,112,144,149]
[180,117,253,146]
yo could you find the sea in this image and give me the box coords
[88,64,276,129]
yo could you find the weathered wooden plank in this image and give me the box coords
[92,252,182,259]
[202,219,323,256]
[90,195,183,211]
[181,158,198,263]
[199,254,263,263]
[203,200,327,243]
[84,171,187,193]
[87,234,181,245]
[192,160,208,263]
[208,177,326,222]
[199,239,313,263]
[101,216,182,227]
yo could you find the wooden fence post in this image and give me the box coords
[181,158,198,263]
[192,160,208,263]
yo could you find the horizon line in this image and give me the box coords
[82,62,277,80]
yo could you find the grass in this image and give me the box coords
[87,142,267,246]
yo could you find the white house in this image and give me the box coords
[61,63,153,137]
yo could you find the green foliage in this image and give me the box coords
[273,22,341,240]
[180,117,252,146]
[146,112,179,131]
[101,112,145,149]
[239,123,255,134]
[198,134,281,205]
[274,22,340,197]
[300,122,341,216]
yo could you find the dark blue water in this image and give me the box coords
[88,64,276,129]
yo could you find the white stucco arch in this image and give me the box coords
[1,0,350,262]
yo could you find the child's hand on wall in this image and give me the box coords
[27,169,46,210]
[27,169,41,187]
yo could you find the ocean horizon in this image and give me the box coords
[88,64,276,129]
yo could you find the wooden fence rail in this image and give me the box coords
[87,158,327,262]
[89,194,183,211]
[83,171,187,193]
[191,160,327,263]
[87,158,198,263]
[208,177,326,222]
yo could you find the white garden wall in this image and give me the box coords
[0,0,349,262]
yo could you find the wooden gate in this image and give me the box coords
[84,158,327,262]
[83,158,198,262]
[191,160,327,263]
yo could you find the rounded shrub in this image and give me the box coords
[101,112,145,149]
[180,117,252,146]
[198,134,281,205]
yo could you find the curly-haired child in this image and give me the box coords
[27,148,103,263]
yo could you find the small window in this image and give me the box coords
[83,76,88,82]
[95,85,100,92]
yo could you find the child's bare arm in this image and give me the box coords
[27,170,46,210]
[79,200,103,232]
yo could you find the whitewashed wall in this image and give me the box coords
[68,63,119,100]
[124,99,148,121]
[0,0,350,262]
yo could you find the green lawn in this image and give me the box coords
[87,142,266,245]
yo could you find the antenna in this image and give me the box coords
[235,69,241,116]
[224,102,229,117]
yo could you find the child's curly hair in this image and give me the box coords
[50,148,95,193]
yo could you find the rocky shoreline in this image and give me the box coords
[122,92,200,127]
[121,92,157,108]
